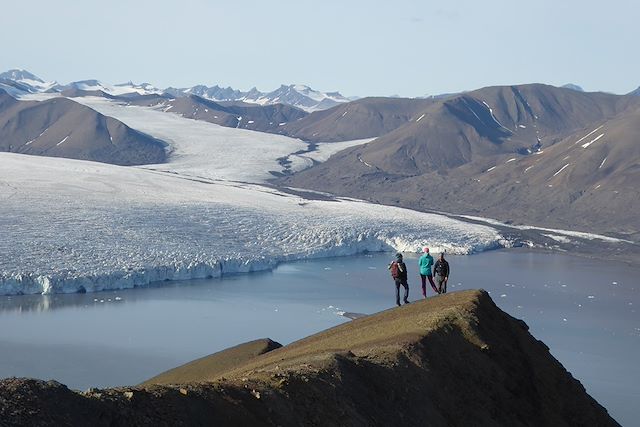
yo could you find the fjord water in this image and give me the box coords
[0,250,637,425]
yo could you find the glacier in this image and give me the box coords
[0,97,509,295]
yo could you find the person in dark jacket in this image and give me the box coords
[433,252,450,294]
[388,253,409,306]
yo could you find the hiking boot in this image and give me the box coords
[404,299,410,304]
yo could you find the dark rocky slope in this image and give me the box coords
[0,90,166,166]
[0,290,619,426]
[125,94,308,133]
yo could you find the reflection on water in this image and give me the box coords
[0,293,110,313]
[0,250,638,426]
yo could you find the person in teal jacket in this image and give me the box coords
[418,247,438,297]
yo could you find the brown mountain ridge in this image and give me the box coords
[0,89,167,166]
[0,290,619,426]
[281,84,640,239]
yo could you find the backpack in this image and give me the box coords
[435,260,447,276]
[390,261,400,278]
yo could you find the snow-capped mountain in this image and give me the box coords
[561,83,584,92]
[171,83,351,112]
[628,86,640,96]
[165,85,245,101]
[114,81,163,95]
[65,80,163,96]
[240,84,351,111]
[0,69,43,82]
[0,69,351,111]
[0,69,58,95]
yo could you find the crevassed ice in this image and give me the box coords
[0,154,506,296]
[0,199,505,295]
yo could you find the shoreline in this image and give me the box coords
[3,240,638,300]
[0,242,504,297]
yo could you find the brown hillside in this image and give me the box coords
[144,338,282,386]
[278,97,435,142]
[0,290,619,426]
[126,94,308,133]
[282,85,640,238]
[0,90,166,166]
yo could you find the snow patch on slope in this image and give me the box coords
[460,215,631,243]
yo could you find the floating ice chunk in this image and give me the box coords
[114,296,122,301]
[486,166,496,172]
[500,294,507,298]
[612,281,618,285]
[588,295,595,299]
[563,318,567,322]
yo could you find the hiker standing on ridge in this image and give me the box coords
[434,252,450,294]
[418,247,438,297]
[388,253,409,306]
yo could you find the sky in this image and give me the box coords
[1,0,638,97]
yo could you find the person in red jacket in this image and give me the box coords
[388,253,410,306]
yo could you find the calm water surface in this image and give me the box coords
[0,249,638,425]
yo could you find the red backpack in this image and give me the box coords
[390,261,400,278]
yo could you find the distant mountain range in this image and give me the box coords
[0,69,351,112]
[2,68,639,239]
